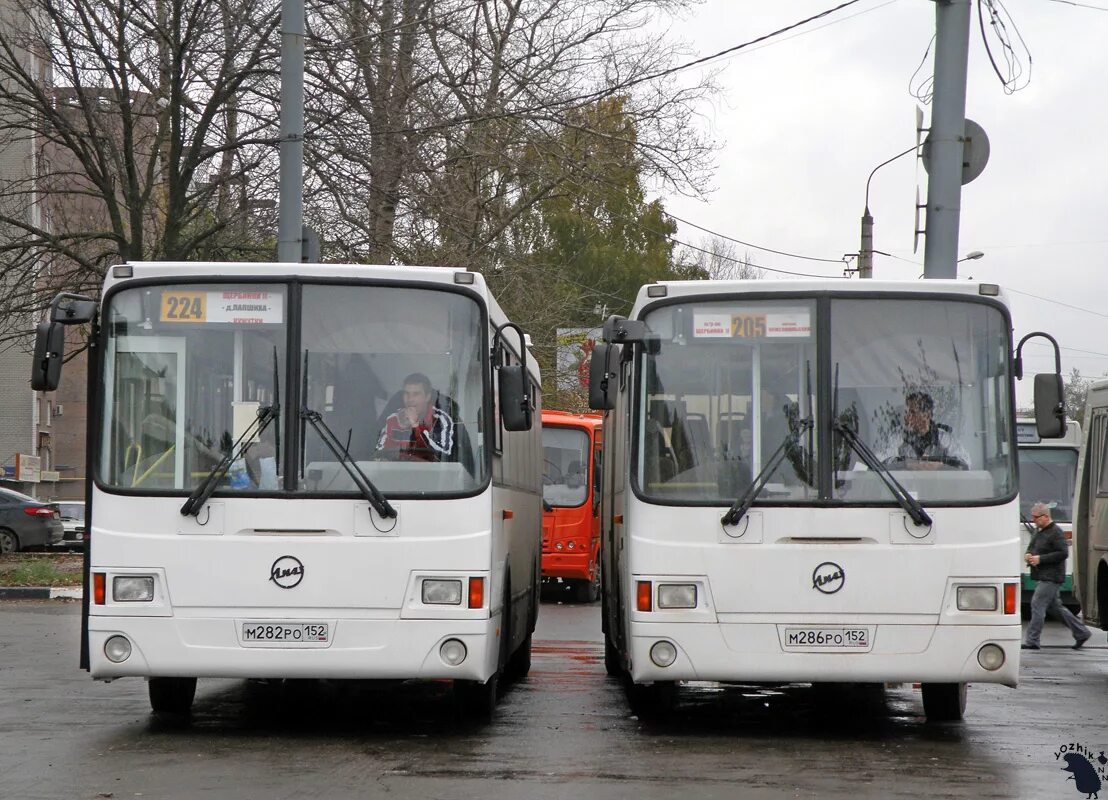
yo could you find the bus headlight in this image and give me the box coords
[566,540,576,550]
[657,584,697,609]
[113,576,154,602]
[650,641,678,667]
[957,586,998,611]
[977,643,1005,671]
[104,635,132,663]
[440,638,467,666]
[422,579,463,605]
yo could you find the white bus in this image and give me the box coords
[32,262,542,719]
[1072,380,1108,633]
[588,280,1063,722]
[1016,418,1082,612]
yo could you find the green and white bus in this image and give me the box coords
[1016,418,1082,612]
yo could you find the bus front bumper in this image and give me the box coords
[87,615,499,682]
[627,620,1020,687]
[541,551,594,581]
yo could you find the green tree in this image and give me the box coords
[488,97,691,408]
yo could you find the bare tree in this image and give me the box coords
[676,236,765,280]
[301,0,715,268]
[0,0,282,340]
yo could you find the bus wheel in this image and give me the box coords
[454,675,498,722]
[627,680,676,720]
[575,575,600,603]
[921,682,966,722]
[148,677,197,716]
[506,631,532,680]
[603,636,622,677]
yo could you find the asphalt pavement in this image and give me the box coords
[1,599,1105,799]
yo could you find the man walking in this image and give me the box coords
[1023,502,1091,650]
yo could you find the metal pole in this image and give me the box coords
[922,0,972,279]
[859,209,873,279]
[276,0,305,263]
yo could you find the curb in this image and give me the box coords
[0,587,82,600]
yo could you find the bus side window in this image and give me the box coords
[1097,413,1108,496]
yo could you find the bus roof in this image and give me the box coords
[542,409,603,430]
[629,279,1009,318]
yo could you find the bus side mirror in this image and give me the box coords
[499,365,533,431]
[31,321,64,391]
[588,343,614,411]
[1033,373,1066,439]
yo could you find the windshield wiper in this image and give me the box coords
[300,404,396,519]
[721,418,813,527]
[833,419,932,527]
[180,403,279,517]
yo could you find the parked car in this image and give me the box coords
[54,501,87,550]
[0,487,64,553]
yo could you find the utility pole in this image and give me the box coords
[276,0,305,263]
[922,0,972,279]
[858,209,873,279]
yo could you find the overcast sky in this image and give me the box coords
[657,0,1108,406]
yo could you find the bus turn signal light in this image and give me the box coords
[468,576,485,609]
[93,572,105,605]
[637,581,652,612]
[1004,582,1017,615]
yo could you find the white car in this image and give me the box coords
[54,501,86,550]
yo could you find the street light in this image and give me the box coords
[957,250,984,263]
[858,146,919,279]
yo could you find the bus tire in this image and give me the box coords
[604,636,622,677]
[627,680,676,720]
[148,677,196,716]
[454,675,498,722]
[506,631,532,679]
[921,682,966,722]
[574,576,599,603]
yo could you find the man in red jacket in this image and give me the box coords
[375,373,455,462]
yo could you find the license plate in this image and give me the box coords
[241,622,329,644]
[783,627,870,649]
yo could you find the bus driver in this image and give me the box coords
[375,372,456,462]
[880,390,969,470]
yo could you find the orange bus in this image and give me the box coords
[541,410,603,602]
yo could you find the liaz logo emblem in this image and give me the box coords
[269,556,305,589]
[812,562,845,594]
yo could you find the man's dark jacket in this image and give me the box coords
[1026,521,1069,585]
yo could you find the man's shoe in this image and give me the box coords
[1073,635,1091,650]
[1021,643,1040,650]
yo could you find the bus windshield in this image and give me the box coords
[100,283,287,492]
[99,282,487,496]
[831,298,1014,504]
[635,299,818,503]
[543,426,590,507]
[1018,448,1078,522]
[634,295,1015,506]
[297,285,486,496]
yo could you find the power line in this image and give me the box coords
[668,234,849,279]
[1006,287,1108,321]
[374,0,868,137]
[662,211,846,264]
[1048,0,1108,10]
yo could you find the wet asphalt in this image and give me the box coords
[1,597,1106,800]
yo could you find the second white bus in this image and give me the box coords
[589,279,1063,721]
